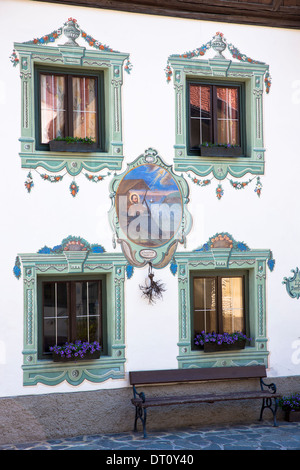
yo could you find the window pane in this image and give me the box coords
[216,87,240,145]
[43,283,55,318]
[189,85,212,147]
[221,277,244,333]
[57,283,68,318]
[43,282,69,352]
[72,77,97,140]
[40,74,66,143]
[75,281,101,342]
[193,278,217,333]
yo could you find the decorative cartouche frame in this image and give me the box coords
[11,18,132,182]
[166,32,271,198]
[108,148,193,269]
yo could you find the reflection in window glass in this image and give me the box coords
[193,275,245,337]
[189,83,241,149]
[221,277,244,332]
[189,85,212,147]
[216,87,240,145]
[40,74,66,143]
[72,77,97,140]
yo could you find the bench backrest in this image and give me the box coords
[129,365,267,386]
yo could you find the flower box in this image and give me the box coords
[284,410,300,422]
[49,140,97,153]
[194,331,251,353]
[203,339,246,353]
[50,340,101,362]
[53,350,101,362]
[199,146,243,157]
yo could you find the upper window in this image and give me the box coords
[36,68,104,151]
[166,32,270,181]
[188,82,243,157]
[12,18,131,177]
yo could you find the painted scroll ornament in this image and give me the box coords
[109,148,192,268]
[283,268,300,299]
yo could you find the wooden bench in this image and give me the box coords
[129,365,281,438]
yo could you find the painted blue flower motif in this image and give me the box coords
[13,256,21,280]
[236,242,249,252]
[52,245,63,253]
[194,243,209,253]
[268,258,275,272]
[126,265,134,279]
[91,245,105,254]
[170,261,178,276]
[38,246,52,254]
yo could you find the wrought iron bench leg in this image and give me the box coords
[259,397,279,427]
[133,405,148,438]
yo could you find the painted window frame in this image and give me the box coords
[168,55,269,180]
[19,250,127,386]
[14,42,129,176]
[174,238,272,368]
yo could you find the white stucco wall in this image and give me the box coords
[0,0,299,397]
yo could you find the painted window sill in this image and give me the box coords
[19,149,124,176]
[22,355,126,386]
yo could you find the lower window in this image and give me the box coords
[192,273,248,341]
[188,81,243,156]
[40,278,105,358]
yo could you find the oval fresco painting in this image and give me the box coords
[116,164,183,248]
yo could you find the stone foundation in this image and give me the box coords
[1,375,299,445]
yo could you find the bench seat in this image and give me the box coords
[129,365,280,438]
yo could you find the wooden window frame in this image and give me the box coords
[191,272,249,348]
[41,279,103,358]
[35,66,104,152]
[187,80,245,157]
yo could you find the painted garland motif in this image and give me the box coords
[188,174,262,200]
[24,169,109,197]
[165,32,271,93]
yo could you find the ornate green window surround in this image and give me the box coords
[18,237,127,386]
[173,233,274,369]
[166,32,270,181]
[12,18,131,177]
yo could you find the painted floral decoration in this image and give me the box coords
[24,172,34,193]
[216,184,224,200]
[70,180,79,197]
[166,32,271,93]
[11,17,132,74]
